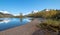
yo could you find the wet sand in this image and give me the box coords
[0,18,40,35]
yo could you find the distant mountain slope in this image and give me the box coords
[0,12,13,18]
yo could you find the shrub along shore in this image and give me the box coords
[33,9,60,35]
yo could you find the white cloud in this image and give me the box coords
[46,9,49,11]
[13,14,20,16]
[0,10,10,14]
[23,12,31,15]
[23,10,38,15]
[33,10,38,13]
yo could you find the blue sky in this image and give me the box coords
[0,0,60,15]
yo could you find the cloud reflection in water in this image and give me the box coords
[0,19,10,24]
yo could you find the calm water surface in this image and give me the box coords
[0,18,31,31]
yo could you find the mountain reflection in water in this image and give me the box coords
[0,18,10,24]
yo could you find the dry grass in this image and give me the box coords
[38,19,60,33]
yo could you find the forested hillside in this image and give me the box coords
[27,9,60,19]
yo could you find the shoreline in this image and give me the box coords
[0,18,40,35]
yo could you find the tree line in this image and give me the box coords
[27,9,60,19]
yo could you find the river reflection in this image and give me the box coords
[0,18,31,31]
[20,18,23,22]
[0,18,11,24]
